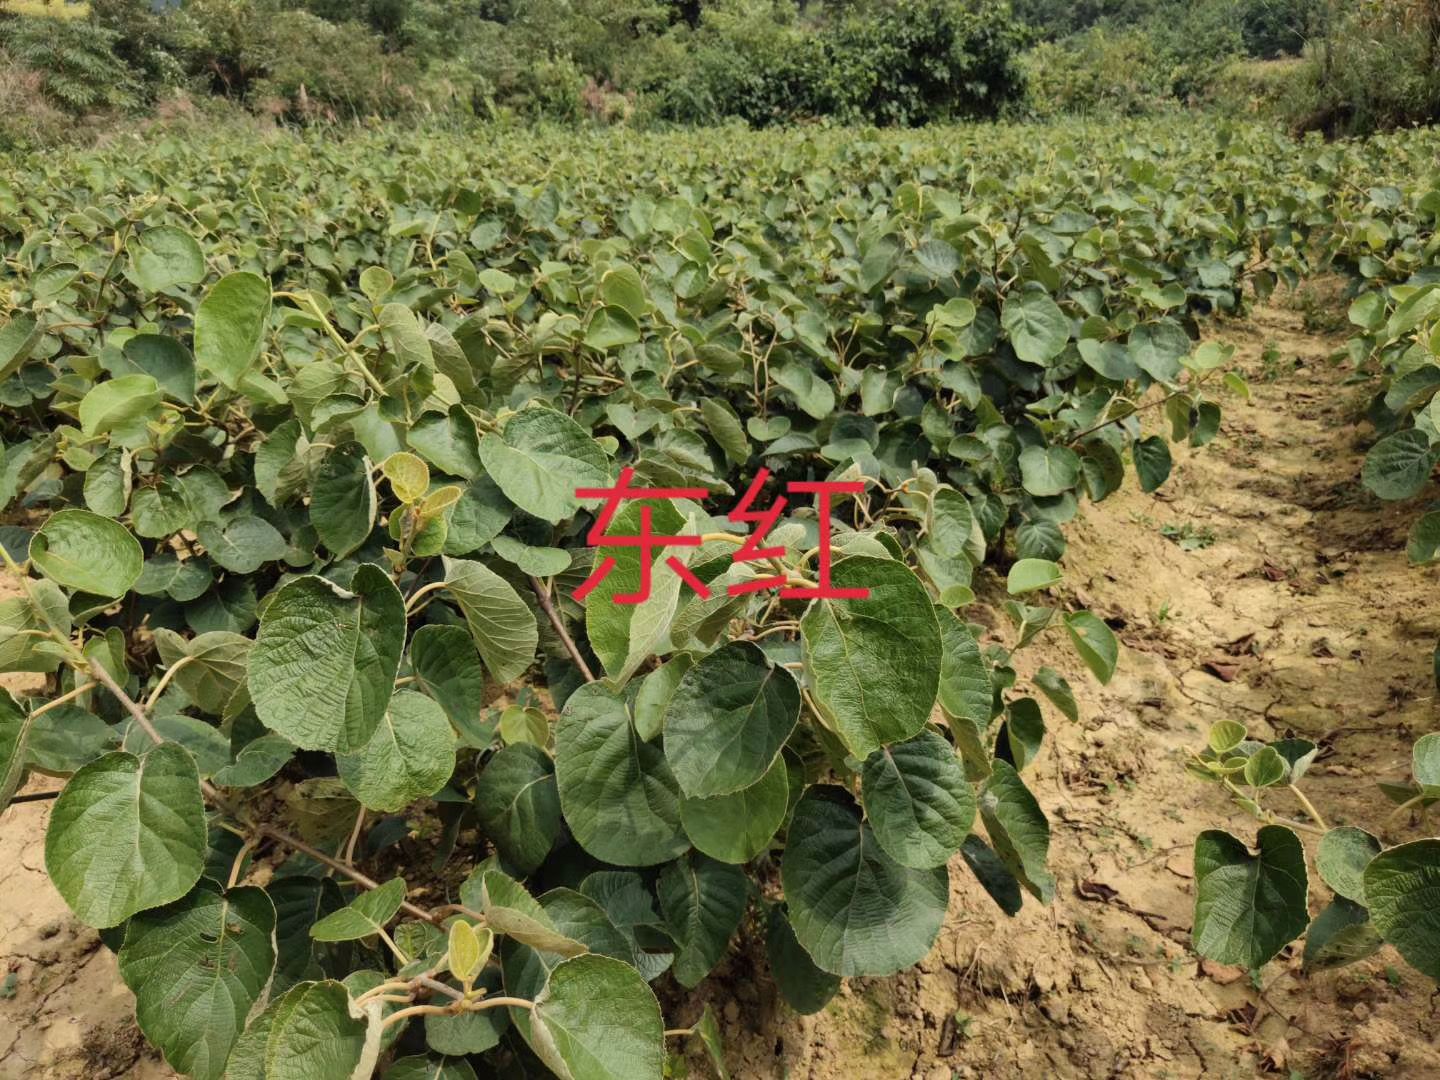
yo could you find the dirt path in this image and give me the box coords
[3,304,1438,1079]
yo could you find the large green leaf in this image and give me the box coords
[1364,429,1440,500]
[861,730,974,870]
[442,557,539,685]
[583,498,688,680]
[658,853,748,987]
[79,374,162,438]
[1364,839,1440,980]
[194,271,271,390]
[1302,897,1383,974]
[663,640,799,798]
[44,743,207,928]
[1064,611,1119,684]
[30,509,143,598]
[118,880,275,1080]
[1002,288,1069,366]
[554,682,687,866]
[312,443,377,558]
[336,691,456,812]
[764,905,840,1015]
[260,980,373,1080]
[978,761,1054,903]
[249,565,405,753]
[1192,825,1309,970]
[781,786,949,977]
[529,955,665,1080]
[409,624,487,737]
[128,224,205,292]
[474,743,561,874]
[1316,826,1382,905]
[154,629,251,717]
[477,405,610,523]
[679,757,788,864]
[800,556,941,758]
[0,688,30,810]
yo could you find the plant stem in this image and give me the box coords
[9,790,59,804]
[28,681,98,718]
[664,1027,694,1038]
[529,576,595,683]
[381,997,534,1029]
[1288,784,1329,831]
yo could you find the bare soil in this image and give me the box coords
[3,304,1438,1079]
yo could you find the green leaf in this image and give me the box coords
[1033,667,1078,722]
[1132,436,1172,493]
[584,498,687,680]
[154,628,251,716]
[1002,288,1069,366]
[1006,558,1062,595]
[442,557,539,685]
[1192,826,1309,970]
[764,905,840,1015]
[337,691,456,812]
[781,786,949,977]
[1408,511,1440,565]
[530,955,665,1080]
[477,405,610,524]
[599,263,648,319]
[555,682,687,867]
[691,1003,729,1080]
[447,922,490,985]
[465,869,586,956]
[120,334,195,404]
[658,852,748,987]
[25,704,115,772]
[1018,445,1080,497]
[663,641,799,798]
[79,374,162,438]
[584,305,642,350]
[408,407,482,480]
[309,877,407,942]
[30,509,143,598]
[1208,720,1247,754]
[1413,731,1440,787]
[194,272,271,390]
[1064,611,1118,684]
[249,565,405,753]
[861,730,975,870]
[0,312,43,382]
[1317,827,1382,905]
[679,757,788,864]
[409,624,486,738]
[700,398,750,466]
[128,224,204,292]
[1364,429,1439,500]
[1302,897,1384,974]
[260,980,373,1080]
[118,880,275,1080]
[312,443,377,559]
[44,744,206,928]
[0,688,30,811]
[1243,745,1287,788]
[978,761,1054,903]
[1364,838,1440,980]
[197,516,287,575]
[474,743,561,874]
[800,556,942,758]
[212,732,295,788]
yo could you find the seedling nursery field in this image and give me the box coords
[1,118,1440,1078]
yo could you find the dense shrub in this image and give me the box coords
[1024,29,1171,117]
[251,11,420,119]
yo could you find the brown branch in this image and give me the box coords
[529,576,596,683]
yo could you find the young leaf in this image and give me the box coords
[1006,558,1062,595]
[44,744,207,928]
[1192,826,1309,970]
[800,556,942,758]
[117,880,276,1080]
[447,921,491,987]
[30,509,143,598]
[663,640,799,798]
[781,786,949,977]
[249,565,405,753]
